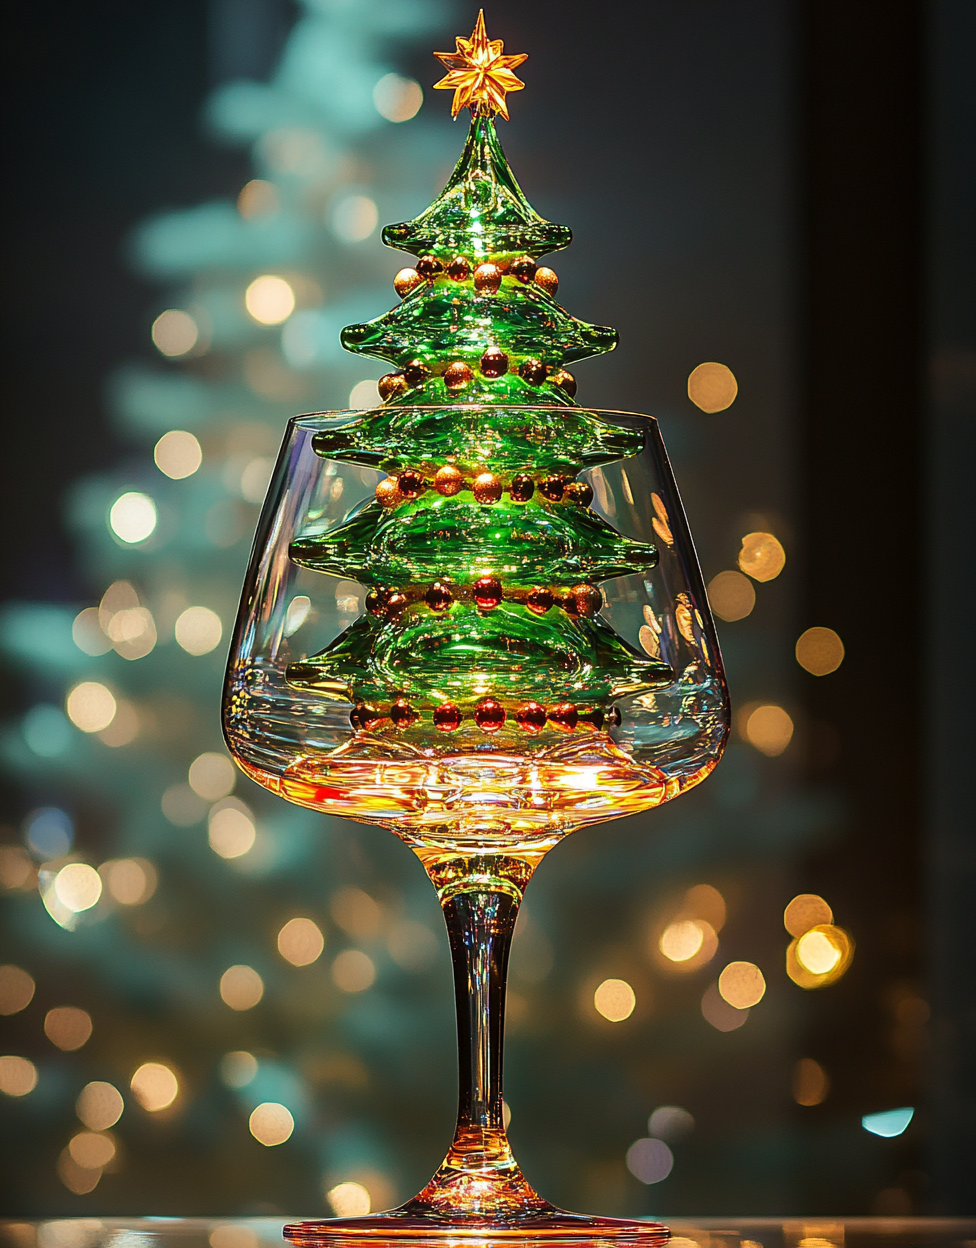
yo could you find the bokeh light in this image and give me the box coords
[717,961,766,1009]
[330,887,383,938]
[284,595,312,637]
[707,570,756,621]
[72,607,113,656]
[684,884,726,930]
[862,1107,914,1138]
[240,456,274,505]
[738,531,786,582]
[659,920,704,962]
[66,681,117,733]
[593,978,636,1021]
[161,783,208,827]
[76,1080,124,1130]
[387,919,438,972]
[649,1106,695,1141]
[787,924,854,988]
[24,807,73,858]
[784,893,833,937]
[220,965,264,1011]
[795,626,845,675]
[0,966,36,1015]
[237,178,280,219]
[349,379,381,409]
[68,1131,116,1169]
[687,361,738,412]
[152,309,199,357]
[245,275,295,324]
[174,606,223,655]
[54,864,103,913]
[0,1055,38,1097]
[154,430,202,479]
[625,1137,674,1184]
[102,857,157,905]
[373,73,423,122]
[98,699,141,743]
[278,917,325,966]
[793,1057,830,1106]
[57,1146,102,1194]
[742,703,794,756]
[701,982,749,1031]
[331,950,376,993]
[332,195,378,243]
[327,1181,371,1217]
[219,1051,258,1088]
[44,1007,93,1051]
[0,846,35,890]
[109,492,157,543]
[189,752,236,800]
[130,1062,179,1111]
[248,1101,294,1146]
[105,606,156,661]
[208,800,256,859]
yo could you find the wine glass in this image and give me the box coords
[222,403,730,1243]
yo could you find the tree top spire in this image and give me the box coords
[433,11,527,121]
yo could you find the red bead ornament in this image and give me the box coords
[571,584,603,617]
[534,266,558,296]
[538,475,567,502]
[548,703,579,732]
[433,702,462,731]
[473,472,503,504]
[473,576,503,609]
[473,263,502,294]
[509,474,535,502]
[550,369,577,398]
[416,254,443,279]
[390,698,419,729]
[519,358,546,385]
[378,373,409,401]
[402,359,430,387]
[565,480,594,507]
[446,256,471,281]
[479,347,509,377]
[350,702,383,731]
[444,361,474,391]
[515,701,547,733]
[365,588,391,616]
[474,698,506,733]
[425,582,453,612]
[510,255,537,283]
[434,464,464,496]
[375,477,402,508]
[526,588,554,615]
[397,469,425,498]
[394,268,422,297]
[384,592,408,619]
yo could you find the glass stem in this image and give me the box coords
[408,849,549,1218]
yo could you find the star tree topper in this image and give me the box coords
[433,10,527,120]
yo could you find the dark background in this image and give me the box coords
[1,0,973,1215]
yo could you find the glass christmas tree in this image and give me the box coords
[224,13,729,1240]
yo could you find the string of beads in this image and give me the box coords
[374,467,593,508]
[350,698,622,735]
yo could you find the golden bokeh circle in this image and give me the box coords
[795,626,845,676]
[738,531,786,582]
[688,362,738,413]
[786,924,854,989]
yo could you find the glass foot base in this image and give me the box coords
[284,1205,669,1245]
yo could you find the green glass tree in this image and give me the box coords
[286,74,672,742]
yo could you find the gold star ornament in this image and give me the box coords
[433,11,527,120]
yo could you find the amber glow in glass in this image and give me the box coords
[222,404,729,1243]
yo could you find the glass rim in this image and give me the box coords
[290,405,660,431]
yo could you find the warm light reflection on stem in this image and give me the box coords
[407,849,547,1218]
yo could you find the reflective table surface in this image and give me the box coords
[2,1218,974,1248]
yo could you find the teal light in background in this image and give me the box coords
[862,1108,915,1138]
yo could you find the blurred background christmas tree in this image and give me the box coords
[2,0,973,1222]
